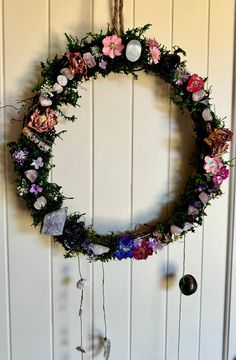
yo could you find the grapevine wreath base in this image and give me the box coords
[8,25,233,262]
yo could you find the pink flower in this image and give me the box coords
[102,35,124,59]
[146,38,160,48]
[204,156,222,175]
[148,46,161,65]
[187,73,204,93]
[83,52,96,68]
[28,108,58,133]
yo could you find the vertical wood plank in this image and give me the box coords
[169,1,209,359]
[4,1,52,359]
[0,1,11,359]
[229,211,236,359]
[131,1,172,359]
[92,1,133,359]
[1,1,235,360]
[199,0,234,358]
[229,4,236,357]
[50,1,94,359]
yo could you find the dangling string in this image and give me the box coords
[102,263,107,337]
[177,234,186,359]
[102,263,111,359]
[77,256,85,359]
[111,0,124,35]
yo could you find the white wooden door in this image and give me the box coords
[0,1,235,360]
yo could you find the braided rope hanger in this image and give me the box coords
[111,0,124,34]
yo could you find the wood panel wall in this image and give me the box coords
[0,1,235,359]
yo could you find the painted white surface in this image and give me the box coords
[0,1,235,360]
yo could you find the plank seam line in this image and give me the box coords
[1,0,12,358]
[222,0,236,359]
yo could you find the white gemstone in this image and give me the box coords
[41,208,67,236]
[40,97,52,107]
[60,67,74,80]
[57,75,68,87]
[125,39,142,62]
[187,205,199,216]
[192,89,205,102]
[183,222,193,231]
[24,169,38,182]
[170,225,183,234]
[89,243,110,255]
[202,108,213,121]
[34,196,47,210]
[76,279,89,289]
[52,82,63,93]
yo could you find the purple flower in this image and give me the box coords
[193,200,202,209]
[148,237,164,252]
[174,66,190,85]
[197,184,206,192]
[12,147,29,166]
[113,236,134,260]
[31,157,44,170]
[29,184,43,195]
[99,59,107,70]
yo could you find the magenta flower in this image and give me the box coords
[29,184,43,195]
[204,156,222,175]
[212,175,223,187]
[102,35,124,59]
[212,166,229,187]
[148,47,161,65]
[220,166,229,180]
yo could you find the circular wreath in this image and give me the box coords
[8,25,233,262]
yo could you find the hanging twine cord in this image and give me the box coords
[111,0,124,34]
[177,234,186,359]
[78,256,84,360]
[102,263,108,338]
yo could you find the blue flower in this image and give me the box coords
[113,236,134,260]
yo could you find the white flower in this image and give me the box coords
[17,179,28,196]
[40,81,54,97]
